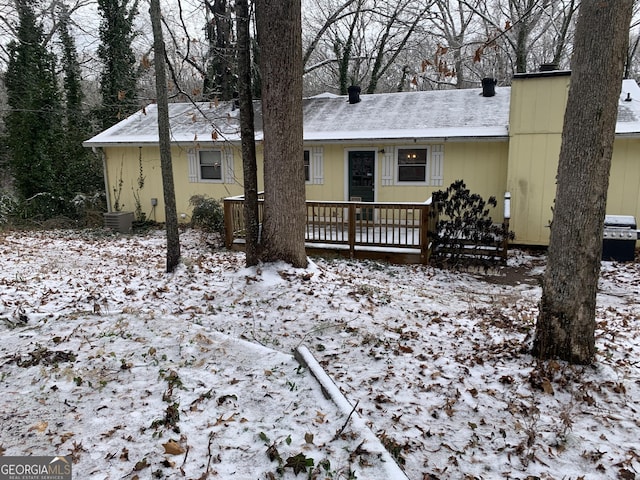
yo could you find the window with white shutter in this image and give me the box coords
[395,146,429,184]
[188,148,234,183]
[393,144,444,185]
[304,146,324,184]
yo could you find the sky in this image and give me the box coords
[0,227,639,479]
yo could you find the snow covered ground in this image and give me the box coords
[0,228,638,480]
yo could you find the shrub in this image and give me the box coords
[0,190,19,227]
[430,180,513,266]
[189,195,225,235]
[0,189,106,229]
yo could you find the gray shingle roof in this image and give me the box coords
[83,80,640,147]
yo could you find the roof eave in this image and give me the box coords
[85,134,510,148]
[83,137,244,148]
[301,135,509,144]
[614,131,640,138]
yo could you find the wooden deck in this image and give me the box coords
[223,195,508,264]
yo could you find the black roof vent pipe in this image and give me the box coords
[539,63,558,72]
[348,85,361,104]
[481,77,497,97]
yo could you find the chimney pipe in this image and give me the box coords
[348,85,361,104]
[481,78,497,97]
[539,63,558,72]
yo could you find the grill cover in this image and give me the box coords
[602,215,637,262]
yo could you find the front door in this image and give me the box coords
[348,150,375,220]
[348,151,375,201]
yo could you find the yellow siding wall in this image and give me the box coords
[104,140,510,224]
[508,135,640,245]
[507,134,563,245]
[103,144,250,223]
[307,142,508,204]
[608,139,640,223]
[376,142,509,217]
[304,143,345,200]
[507,74,570,245]
[508,73,640,245]
[509,75,569,134]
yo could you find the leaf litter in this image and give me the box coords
[0,228,638,479]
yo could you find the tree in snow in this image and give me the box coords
[235,0,260,267]
[533,0,634,364]
[203,0,237,101]
[5,0,62,205]
[256,0,308,267]
[149,0,180,272]
[96,0,139,130]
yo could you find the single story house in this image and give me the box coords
[83,70,640,246]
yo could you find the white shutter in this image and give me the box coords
[382,146,394,186]
[312,146,324,184]
[224,149,234,184]
[431,144,444,186]
[187,149,198,183]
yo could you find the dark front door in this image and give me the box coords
[348,151,375,202]
[348,150,375,220]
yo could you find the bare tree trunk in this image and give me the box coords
[365,2,429,94]
[256,0,307,268]
[204,0,236,100]
[235,0,260,267]
[336,0,361,95]
[533,0,633,364]
[514,20,529,73]
[150,0,181,272]
[302,0,359,68]
[551,0,578,68]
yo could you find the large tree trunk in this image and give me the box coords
[533,0,633,364]
[255,0,307,268]
[235,0,260,267]
[150,0,181,273]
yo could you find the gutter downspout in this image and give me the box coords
[93,147,112,213]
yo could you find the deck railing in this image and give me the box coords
[223,195,436,263]
[222,194,509,264]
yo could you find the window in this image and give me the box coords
[302,146,324,185]
[199,150,222,181]
[397,148,428,182]
[304,150,310,182]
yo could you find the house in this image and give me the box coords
[83,69,640,247]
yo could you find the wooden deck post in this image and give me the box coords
[348,203,356,258]
[420,205,430,264]
[425,198,439,264]
[223,198,234,249]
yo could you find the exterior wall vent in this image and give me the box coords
[348,85,361,104]
[481,78,497,97]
